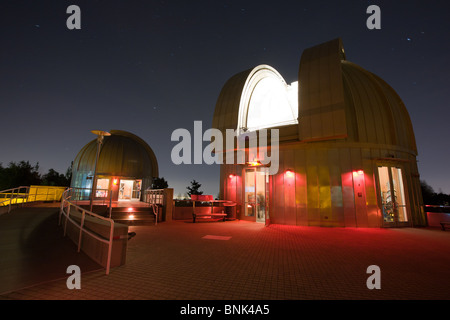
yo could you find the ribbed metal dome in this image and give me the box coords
[212,69,252,134]
[72,130,158,179]
[213,38,417,156]
[341,60,417,153]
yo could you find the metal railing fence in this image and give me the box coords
[64,187,110,206]
[0,186,29,213]
[0,185,66,213]
[143,189,164,225]
[59,188,115,274]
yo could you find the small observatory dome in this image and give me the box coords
[71,130,158,201]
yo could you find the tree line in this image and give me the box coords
[0,161,72,191]
[420,180,450,206]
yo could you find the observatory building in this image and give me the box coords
[213,39,426,228]
[70,130,158,202]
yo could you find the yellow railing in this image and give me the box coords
[0,185,67,212]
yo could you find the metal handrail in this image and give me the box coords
[59,188,115,275]
[64,187,110,206]
[0,186,30,213]
[143,189,165,225]
[143,189,164,205]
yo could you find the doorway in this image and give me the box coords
[119,179,142,200]
[244,167,269,223]
[377,166,409,227]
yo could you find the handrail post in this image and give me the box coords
[8,190,12,213]
[64,203,70,236]
[8,188,16,213]
[78,210,85,252]
[25,186,30,207]
[106,221,114,275]
[59,195,64,225]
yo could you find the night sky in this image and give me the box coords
[1,0,449,197]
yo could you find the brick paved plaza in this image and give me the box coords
[1,206,449,304]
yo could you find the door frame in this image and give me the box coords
[242,166,270,225]
[375,164,411,228]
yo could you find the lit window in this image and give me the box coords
[238,65,298,132]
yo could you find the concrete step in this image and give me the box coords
[76,204,158,225]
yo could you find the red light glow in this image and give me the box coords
[247,159,262,167]
[229,174,235,179]
[285,170,294,178]
[353,170,364,177]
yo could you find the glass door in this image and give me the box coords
[256,168,269,223]
[119,180,133,200]
[244,168,269,223]
[377,166,409,227]
[244,169,256,218]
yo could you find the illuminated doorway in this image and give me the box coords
[244,167,269,223]
[377,166,409,227]
[119,179,142,200]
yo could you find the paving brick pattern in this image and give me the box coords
[1,210,450,300]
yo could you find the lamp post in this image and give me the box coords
[89,130,111,212]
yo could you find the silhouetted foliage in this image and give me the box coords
[151,177,169,189]
[65,161,73,186]
[420,180,450,206]
[0,161,72,190]
[0,161,41,190]
[41,168,70,187]
[186,179,203,196]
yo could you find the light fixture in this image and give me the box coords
[128,214,135,220]
[247,159,262,167]
[113,178,118,185]
[229,174,235,179]
[285,170,294,178]
[353,170,364,177]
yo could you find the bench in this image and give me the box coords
[440,221,450,231]
[193,212,227,223]
[191,194,233,223]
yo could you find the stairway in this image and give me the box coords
[110,206,157,225]
[80,205,157,225]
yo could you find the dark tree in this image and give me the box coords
[65,162,73,185]
[151,177,169,189]
[41,168,70,187]
[186,179,203,196]
[420,180,435,205]
[420,180,450,206]
[0,161,41,190]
